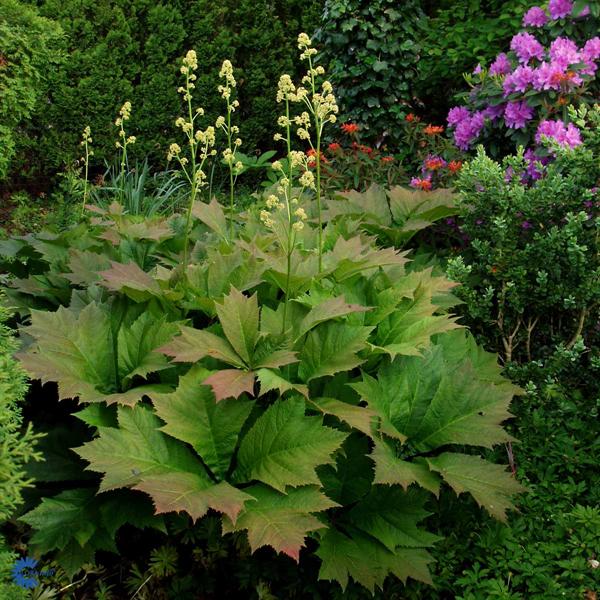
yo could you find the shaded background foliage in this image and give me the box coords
[3,0,536,185]
[12,0,321,181]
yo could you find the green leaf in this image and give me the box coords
[352,337,517,450]
[317,528,434,593]
[134,473,254,523]
[370,441,441,496]
[118,312,179,384]
[76,405,201,492]
[222,484,337,561]
[215,287,259,364]
[317,435,374,505]
[150,366,254,478]
[346,486,441,551]
[19,303,115,403]
[21,488,163,577]
[75,404,118,429]
[426,453,525,521]
[19,303,178,405]
[308,397,376,436]
[192,198,228,239]
[234,397,347,492]
[159,325,244,368]
[295,295,371,340]
[256,368,308,398]
[373,270,461,358]
[298,322,373,382]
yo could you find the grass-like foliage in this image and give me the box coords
[0,34,524,594]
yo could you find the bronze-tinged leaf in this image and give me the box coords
[98,260,161,298]
[133,473,254,523]
[192,198,228,239]
[203,369,255,401]
[158,326,244,367]
[222,484,337,561]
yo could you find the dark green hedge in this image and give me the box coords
[16,0,322,178]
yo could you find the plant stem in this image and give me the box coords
[182,71,198,268]
[227,104,235,240]
[81,141,89,218]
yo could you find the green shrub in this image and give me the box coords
[16,0,322,179]
[0,300,42,597]
[317,0,426,147]
[447,105,600,366]
[417,0,529,121]
[0,0,64,180]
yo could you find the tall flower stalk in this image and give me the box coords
[79,125,93,217]
[167,50,216,267]
[114,102,136,204]
[217,60,243,240]
[295,33,339,273]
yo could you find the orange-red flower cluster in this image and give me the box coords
[448,160,463,173]
[341,122,360,134]
[412,178,432,191]
[381,156,394,163]
[328,142,341,152]
[424,124,444,135]
[405,113,420,123]
[424,157,445,171]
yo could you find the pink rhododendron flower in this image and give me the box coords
[550,37,581,69]
[453,111,485,150]
[510,32,545,63]
[503,65,535,94]
[483,104,505,120]
[536,119,582,149]
[583,37,600,61]
[548,0,573,20]
[504,101,534,129]
[534,61,583,90]
[447,106,470,126]
[489,53,512,75]
[523,6,548,27]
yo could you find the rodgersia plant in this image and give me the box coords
[2,33,524,596]
[447,1,600,165]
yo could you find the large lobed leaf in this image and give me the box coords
[234,397,347,492]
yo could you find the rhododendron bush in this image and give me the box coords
[447,1,599,164]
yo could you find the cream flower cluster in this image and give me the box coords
[115,102,136,149]
[80,126,94,157]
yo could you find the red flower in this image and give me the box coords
[341,123,359,134]
[424,157,445,171]
[424,124,444,135]
[448,160,463,173]
[381,156,394,163]
[405,113,417,122]
[306,148,329,166]
[328,142,341,152]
